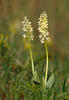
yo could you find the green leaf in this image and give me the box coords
[46,74,54,89]
[31,71,40,84]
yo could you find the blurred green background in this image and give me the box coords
[0,0,69,99]
[0,0,69,50]
[0,0,69,68]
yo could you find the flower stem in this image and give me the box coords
[29,38,34,76]
[44,40,48,87]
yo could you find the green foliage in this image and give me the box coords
[0,49,69,99]
[46,74,54,89]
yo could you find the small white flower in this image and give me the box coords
[39,34,42,39]
[23,34,26,38]
[46,31,49,36]
[41,39,44,43]
[31,38,33,41]
[44,34,46,38]
[30,35,34,41]
[30,35,34,38]
[46,37,50,41]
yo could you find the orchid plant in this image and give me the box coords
[22,11,50,88]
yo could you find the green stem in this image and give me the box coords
[29,38,34,75]
[44,40,48,87]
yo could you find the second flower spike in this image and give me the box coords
[22,16,35,76]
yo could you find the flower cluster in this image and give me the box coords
[22,16,34,40]
[38,11,50,43]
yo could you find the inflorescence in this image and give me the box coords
[22,16,34,41]
[38,11,50,43]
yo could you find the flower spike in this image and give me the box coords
[38,11,50,43]
[22,16,34,41]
